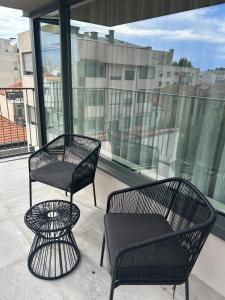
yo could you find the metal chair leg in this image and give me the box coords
[69,193,73,216]
[100,235,105,267]
[185,279,189,300]
[29,179,32,208]
[109,277,116,300]
[70,193,73,202]
[93,182,97,207]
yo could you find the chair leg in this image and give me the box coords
[185,279,189,300]
[93,182,97,207]
[65,191,68,197]
[29,179,32,208]
[69,193,73,215]
[100,235,105,267]
[70,193,73,203]
[109,277,116,300]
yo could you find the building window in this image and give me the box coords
[159,73,163,77]
[166,82,170,86]
[85,60,106,77]
[137,91,146,103]
[86,90,105,106]
[125,69,135,80]
[6,91,23,103]
[110,75,121,80]
[159,81,162,87]
[87,117,104,131]
[139,66,155,79]
[124,98,132,106]
[22,52,33,75]
[167,72,171,77]
[180,75,191,84]
[135,114,143,126]
[123,117,131,129]
[109,120,119,131]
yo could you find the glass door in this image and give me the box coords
[39,17,64,142]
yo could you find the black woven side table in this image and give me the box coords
[24,200,80,280]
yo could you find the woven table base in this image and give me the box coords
[28,230,80,280]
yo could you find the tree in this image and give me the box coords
[172,61,178,66]
[177,57,193,68]
[215,67,225,71]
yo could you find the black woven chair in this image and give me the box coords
[100,178,216,300]
[28,134,101,207]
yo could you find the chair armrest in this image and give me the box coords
[28,134,65,171]
[113,225,210,276]
[106,178,180,216]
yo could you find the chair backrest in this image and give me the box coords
[64,134,101,164]
[166,179,214,231]
[163,178,216,278]
[63,134,101,186]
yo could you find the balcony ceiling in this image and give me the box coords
[70,0,225,26]
[0,0,57,16]
[0,0,225,23]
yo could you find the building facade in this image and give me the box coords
[0,38,21,87]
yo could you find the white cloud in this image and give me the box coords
[110,5,225,45]
[0,7,29,39]
[112,24,225,44]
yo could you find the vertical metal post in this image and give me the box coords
[100,235,105,267]
[59,0,73,134]
[93,181,97,207]
[29,179,32,208]
[185,279,189,300]
[109,275,116,300]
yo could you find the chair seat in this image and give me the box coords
[104,213,188,281]
[30,160,76,190]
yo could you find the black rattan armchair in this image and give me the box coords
[28,134,101,207]
[100,178,216,300]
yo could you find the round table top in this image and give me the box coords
[25,200,80,233]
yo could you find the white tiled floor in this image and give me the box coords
[0,156,224,300]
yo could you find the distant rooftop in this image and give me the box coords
[0,116,26,145]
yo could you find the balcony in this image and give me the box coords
[0,87,38,158]
[0,0,225,297]
[1,83,225,297]
[0,155,224,300]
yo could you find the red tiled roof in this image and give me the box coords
[0,116,27,145]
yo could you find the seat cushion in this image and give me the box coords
[104,213,188,282]
[30,160,76,190]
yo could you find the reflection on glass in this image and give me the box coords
[40,21,63,141]
[69,4,225,212]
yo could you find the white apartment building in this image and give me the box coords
[73,30,199,91]
[0,38,21,87]
[18,28,199,156]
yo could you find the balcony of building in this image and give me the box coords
[0,0,225,299]
[0,84,225,299]
[0,155,224,300]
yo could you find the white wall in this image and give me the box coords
[0,52,21,86]
[193,234,225,297]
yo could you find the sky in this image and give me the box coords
[1,4,225,70]
[0,7,29,39]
